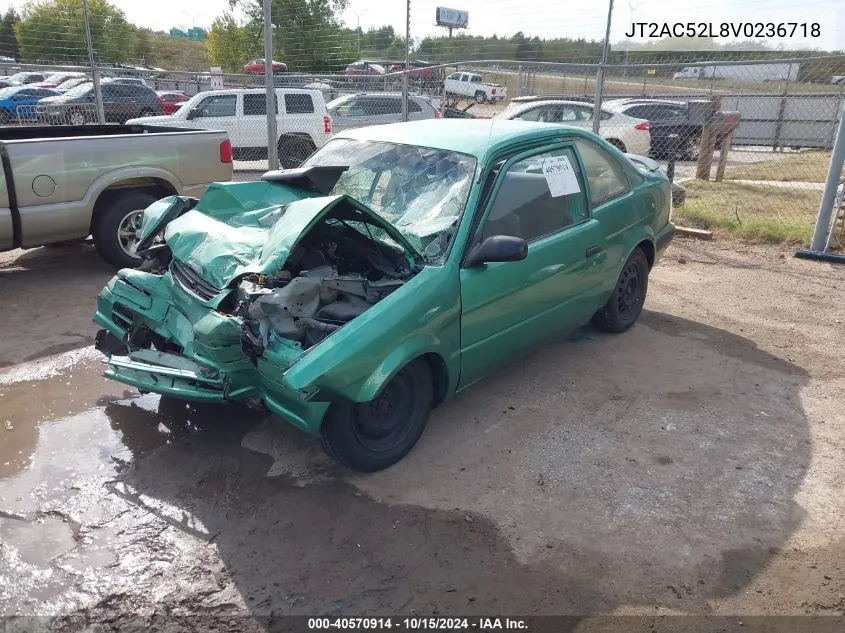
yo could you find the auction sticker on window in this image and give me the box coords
[538,155,580,197]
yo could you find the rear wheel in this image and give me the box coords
[278,135,316,169]
[0,110,11,124]
[93,189,160,268]
[320,359,433,472]
[606,138,627,153]
[474,90,486,104]
[69,108,87,126]
[591,248,649,333]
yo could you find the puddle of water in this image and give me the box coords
[0,515,75,566]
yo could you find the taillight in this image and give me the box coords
[491,88,497,95]
[434,110,442,119]
[635,121,650,131]
[219,139,233,163]
[324,115,332,134]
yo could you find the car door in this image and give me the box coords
[99,83,120,121]
[240,92,277,151]
[573,137,636,287]
[188,92,239,144]
[458,144,610,388]
[364,96,402,125]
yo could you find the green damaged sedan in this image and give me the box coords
[93,120,674,471]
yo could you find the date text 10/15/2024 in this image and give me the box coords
[625,22,820,38]
[308,618,528,630]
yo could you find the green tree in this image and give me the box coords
[0,8,20,60]
[226,0,351,72]
[205,13,260,72]
[15,0,136,64]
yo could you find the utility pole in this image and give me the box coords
[623,0,640,74]
[401,0,410,122]
[593,0,614,134]
[353,8,368,57]
[82,0,105,124]
[263,0,278,170]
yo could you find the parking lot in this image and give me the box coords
[2,236,844,624]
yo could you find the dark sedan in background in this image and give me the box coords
[38,80,163,124]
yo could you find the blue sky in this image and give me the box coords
[5,0,844,51]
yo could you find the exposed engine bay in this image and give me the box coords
[231,216,416,359]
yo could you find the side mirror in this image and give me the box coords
[465,235,528,268]
[186,108,200,120]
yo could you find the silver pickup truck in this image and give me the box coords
[0,124,233,268]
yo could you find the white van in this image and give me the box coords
[129,88,332,167]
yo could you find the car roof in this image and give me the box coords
[335,119,598,160]
[510,94,593,103]
[333,92,431,101]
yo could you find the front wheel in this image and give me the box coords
[320,359,433,472]
[591,248,650,333]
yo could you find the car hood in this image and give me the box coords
[157,180,422,290]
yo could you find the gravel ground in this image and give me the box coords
[0,237,843,631]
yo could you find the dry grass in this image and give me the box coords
[673,179,821,243]
[725,150,842,183]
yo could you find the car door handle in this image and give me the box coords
[586,246,603,258]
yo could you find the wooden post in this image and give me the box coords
[695,96,721,181]
[715,132,733,182]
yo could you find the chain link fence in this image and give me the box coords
[0,7,843,248]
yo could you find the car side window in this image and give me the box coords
[514,106,543,122]
[367,98,401,115]
[195,94,236,117]
[574,139,630,206]
[408,100,423,113]
[448,72,460,80]
[284,93,314,114]
[243,93,278,115]
[481,147,589,243]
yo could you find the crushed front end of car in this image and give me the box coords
[92,166,427,435]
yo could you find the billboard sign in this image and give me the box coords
[435,7,469,29]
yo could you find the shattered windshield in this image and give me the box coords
[301,138,477,264]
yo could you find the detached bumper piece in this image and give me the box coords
[102,348,227,402]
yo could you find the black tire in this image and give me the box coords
[474,90,486,104]
[278,135,316,169]
[69,108,88,126]
[93,189,160,269]
[606,138,627,153]
[0,110,11,124]
[591,248,649,333]
[320,359,433,472]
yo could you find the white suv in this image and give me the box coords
[129,88,332,167]
[497,96,651,156]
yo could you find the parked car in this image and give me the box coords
[1,71,46,85]
[0,124,232,268]
[92,119,674,472]
[156,90,188,115]
[128,88,332,167]
[38,80,163,125]
[497,97,651,156]
[344,61,386,76]
[0,85,59,123]
[244,59,288,74]
[34,71,86,88]
[0,80,17,90]
[444,71,506,103]
[327,93,439,132]
[55,76,91,92]
[603,98,716,160]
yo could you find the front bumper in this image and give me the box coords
[93,268,330,434]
